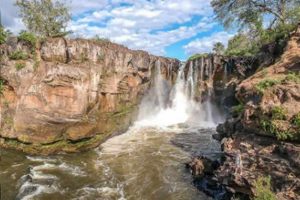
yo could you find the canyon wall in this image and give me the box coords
[0,38,180,154]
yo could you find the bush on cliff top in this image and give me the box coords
[188,53,210,61]
[0,27,10,45]
[254,176,276,200]
[18,31,37,47]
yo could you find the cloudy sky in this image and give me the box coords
[1,0,234,60]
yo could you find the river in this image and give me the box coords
[0,62,224,200]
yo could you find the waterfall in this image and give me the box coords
[136,57,224,128]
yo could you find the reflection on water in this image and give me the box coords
[0,124,220,200]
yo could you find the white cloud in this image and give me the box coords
[184,31,234,56]
[1,0,218,57]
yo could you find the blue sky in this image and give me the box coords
[2,0,234,60]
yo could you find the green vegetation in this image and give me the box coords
[0,27,10,45]
[255,79,281,93]
[253,176,276,200]
[211,0,300,57]
[94,35,111,43]
[9,50,29,60]
[18,31,37,47]
[285,72,300,83]
[292,113,300,128]
[255,73,300,93]
[212,42,225,55]
[260,119,293,141]
[15,61,26,70]
[232,104,244,115]
[225,34,258,57]
[271,106,286,120]
[0,79,4,95]
[16,0,71,38]
[188,53,209,61]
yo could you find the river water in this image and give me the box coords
[0,62,224,200]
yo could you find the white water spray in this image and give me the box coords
[136,59,223,128]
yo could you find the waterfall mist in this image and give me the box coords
[136,58,224,128]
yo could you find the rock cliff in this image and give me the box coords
[0,38,180,154]
[212,25,300,199]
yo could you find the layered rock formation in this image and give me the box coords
[0,38,180,154]
[212,25,300,199]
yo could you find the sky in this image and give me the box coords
[1,0,234,60]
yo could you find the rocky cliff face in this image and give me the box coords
[183,54,258,113]
[213,25,300,199]
[0,38,180,154]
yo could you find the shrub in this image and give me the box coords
[0,79,4,95]
[94,35,111,43]
[225,34,258,57]
[255,79,281,93]
[292,113,300,128]
[0,27,9,45]
[9,50,29,60]
[271,106,286,120]
[253,176,276,200]
[18,31,37,47]
[188,53,209,61]
[15,61,26,70]
[285,72,300,83]
[260,119,293,141]
[232,104,244,115]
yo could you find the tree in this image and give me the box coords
[225,34,258,56]
[16,0,71,38]
[211,0,300,30]
[213,42,225,55]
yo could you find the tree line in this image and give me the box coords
[211,0,300,57]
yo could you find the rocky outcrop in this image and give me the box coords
[0,38,180,154]
[211,25,300,199]
[183,54,258,114]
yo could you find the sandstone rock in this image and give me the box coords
[0,38,180,154]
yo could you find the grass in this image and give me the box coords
[15,61,26,70]
[255,72,300,94]
[9,50,28,60]
[271,106,286,120]
[285,72,300,83]
[255,79,281,93]
[253,176,276,200]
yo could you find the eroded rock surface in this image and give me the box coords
[212,25,300,199]
[0,38,180,154]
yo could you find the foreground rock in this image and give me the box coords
[216,133,300,199]
[0,38,180,154]
[210,25,300,199]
